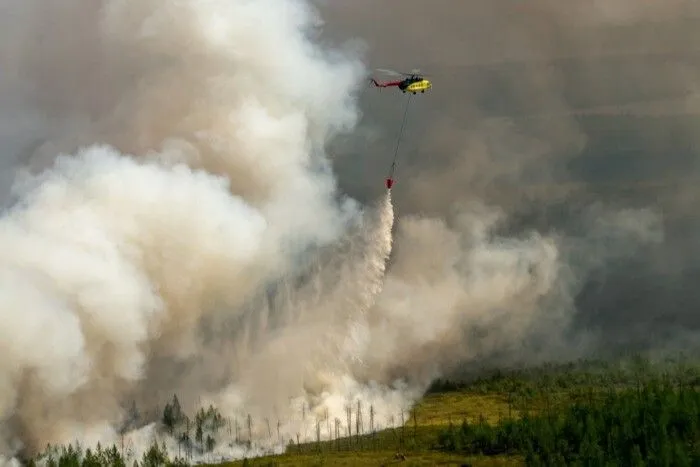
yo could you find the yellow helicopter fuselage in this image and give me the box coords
[402,78,432,94]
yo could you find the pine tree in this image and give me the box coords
[171,395,182,424]
[81,448,100,467]
[196,422,204,448]
[630,444,644,467]
[162,403,174,434]
[140,441,167,467]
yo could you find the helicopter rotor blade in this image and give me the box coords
[384,68,430,76]
[375,68,403,77]
[376,67,431,78]
[406,68,431,76]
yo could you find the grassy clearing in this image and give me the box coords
[411,393,517,427]
[205,390,524,466]
[207,356,700,466]
[215,451,521,466]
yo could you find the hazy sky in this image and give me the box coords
[318,0,700,357]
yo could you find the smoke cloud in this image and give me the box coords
[0,0,694,464]
[0,0,385,460]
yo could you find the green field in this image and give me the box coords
[213,451,519,466]
[207,390,524,467]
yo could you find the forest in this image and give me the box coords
[24,355,700,466]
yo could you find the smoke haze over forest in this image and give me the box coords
[0,0,698,463]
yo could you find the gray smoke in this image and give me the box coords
[0,0,393,461]
[0,0,694,464]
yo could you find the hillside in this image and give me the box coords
[200,356,700,466]
[32,355,700,465]
[208,389,523,467]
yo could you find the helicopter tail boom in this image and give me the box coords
[370,78,401,88]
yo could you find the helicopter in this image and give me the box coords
[370,68,432,94]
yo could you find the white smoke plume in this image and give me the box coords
[0,0,667,464]
[212,191,395,411]
[361,200,663,388]
[0,0,379,461]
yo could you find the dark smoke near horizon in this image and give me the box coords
[318,0,700,361]
[0,0,699,463]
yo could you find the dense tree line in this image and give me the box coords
[429,355,700,395]
[32,440,188,467]
[436,376,700,465]
[161,394,227,458]
[27,394,230,466]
